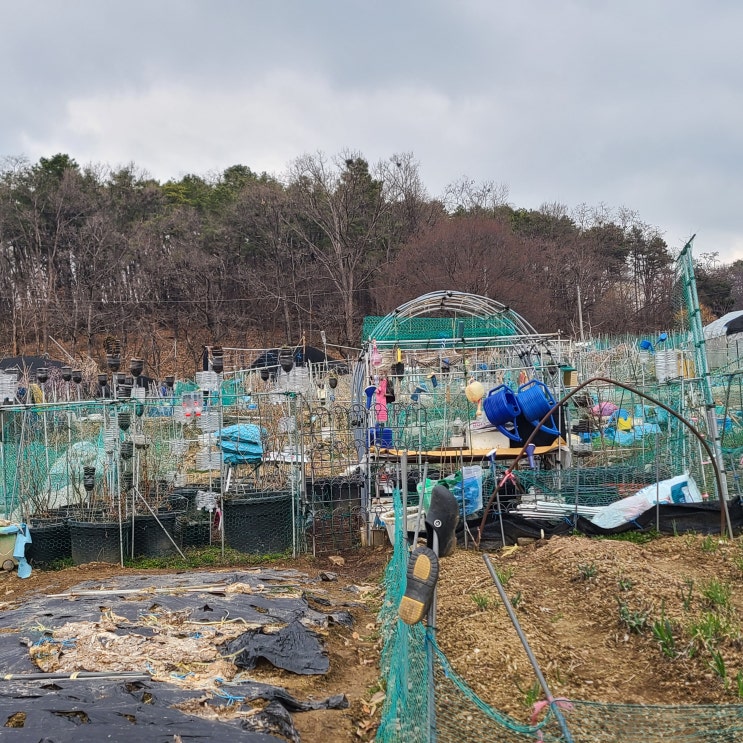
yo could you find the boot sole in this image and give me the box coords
[398,546,439,625]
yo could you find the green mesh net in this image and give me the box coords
[363,315,520,345]
[376,485,743,743]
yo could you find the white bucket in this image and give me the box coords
[380,506,426,545]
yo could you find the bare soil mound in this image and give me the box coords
[435,533,743,723]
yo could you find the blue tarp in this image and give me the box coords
[604,422,662,446]
[216,424,264,465]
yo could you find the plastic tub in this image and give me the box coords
[380,506,426,545]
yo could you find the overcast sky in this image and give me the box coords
[2,1,742,260]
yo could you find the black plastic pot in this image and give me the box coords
[131,512,178,558]
[83,466,96,492]
[27,517,72,567]
[130,358,144,378]
[69,520,130,565]
[222,491,293,554]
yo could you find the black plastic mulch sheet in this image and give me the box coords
[223,619,330,675]
[0,570,333,633]
[0,678,284,742]
[0,635,37,675]
[222,680,347,711]
[0,570,352,741]
[476,496,743,545]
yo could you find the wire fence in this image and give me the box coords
[1,365,367,566]
[375,483,743,743]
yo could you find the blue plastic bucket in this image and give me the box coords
[517,380,560,436]
[483,385,522,442]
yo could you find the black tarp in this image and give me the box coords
[725,314,743,336]
[0,356,64,376]
[476,497,743,545]
[224,619,330,675]
[250,346,348,374]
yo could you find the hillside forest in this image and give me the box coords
[1,151,741,375]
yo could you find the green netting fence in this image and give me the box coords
[363,314,521,344]
[376,485,743,742]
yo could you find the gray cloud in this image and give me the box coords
[3,1,743,259]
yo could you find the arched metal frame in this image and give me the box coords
[365,290,544,350]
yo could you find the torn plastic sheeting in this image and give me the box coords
[0,633,39,674]
[224,619,330,675]
[124,679,346,743]
[53,569,309,594]
[591,474,703,529]
[327,610,354,627]
[0,678,283,742]
[223,679,348,712]
[477,496,743,544]
[127,677,347,713]
[146,592,327,626]
[242,699,299,743]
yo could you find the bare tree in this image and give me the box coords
[285,151,407,343]
[441,176,510,215]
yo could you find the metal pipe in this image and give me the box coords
[1,670,150,681]
[427,529,439,743]
[483,553,573,743]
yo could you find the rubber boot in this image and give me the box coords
[426,484,459,557]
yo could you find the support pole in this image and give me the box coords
[483,553,573,742]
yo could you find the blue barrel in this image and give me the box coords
[483,385,522,442]
[517,380,560,436]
